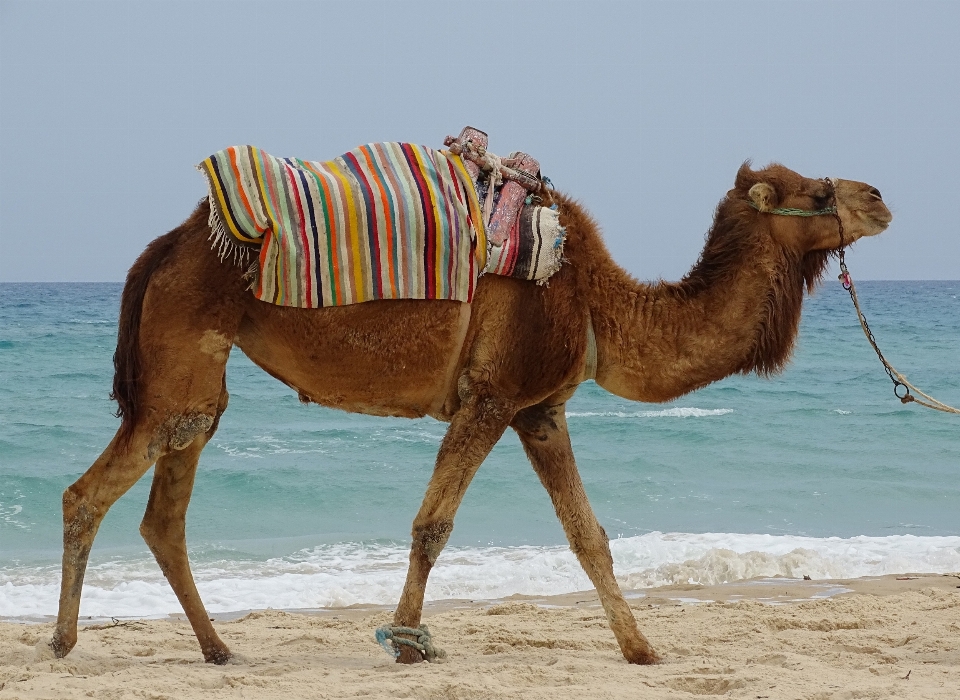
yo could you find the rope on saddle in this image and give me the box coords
[375,625,447,662]
[443,136,542,227]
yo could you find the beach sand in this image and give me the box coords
[2,574,958,699]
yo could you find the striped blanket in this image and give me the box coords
[198,144,487,307]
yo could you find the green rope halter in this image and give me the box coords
[746,201,837,217]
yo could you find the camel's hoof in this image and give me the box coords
[624,644,661,665]
[627,652,662,665]
[49,634,75,659]
[203,646,232,665]
[395,645,424,664]
[626,650,662,665]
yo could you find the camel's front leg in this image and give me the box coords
[393,391,514,663]
[513,402,660,665]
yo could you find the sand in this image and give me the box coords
[1,574,958,699]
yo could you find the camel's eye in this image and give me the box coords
[812,193,833,208]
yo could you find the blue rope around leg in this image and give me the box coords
[374,625,446,661]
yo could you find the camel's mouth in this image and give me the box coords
[835,179,892,239]
[855,206,893,237]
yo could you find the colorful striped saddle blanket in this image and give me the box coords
[198,143,564,308]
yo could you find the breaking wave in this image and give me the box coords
[2,532,958,618]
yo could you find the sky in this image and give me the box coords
[1,0,958,282]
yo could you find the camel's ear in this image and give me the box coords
[748,182,778,212]
[735,161,755,190]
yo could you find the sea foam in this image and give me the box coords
[2,532,958,618]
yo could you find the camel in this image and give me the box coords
[49,161,891,666]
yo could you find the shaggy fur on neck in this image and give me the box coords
[674,194,833,376]
[554,186,832,380]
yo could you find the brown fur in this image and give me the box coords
[683,193,832,376]
[52,163,890,667]
[110,231,177,434]
[656,165,834,376]
[111,203,212,441]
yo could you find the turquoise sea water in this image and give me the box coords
[1,280,958,617]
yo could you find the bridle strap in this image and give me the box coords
[745,201,837,217]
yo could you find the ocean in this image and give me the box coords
[1,280,958,619]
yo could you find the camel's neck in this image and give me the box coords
[579,211,811,403]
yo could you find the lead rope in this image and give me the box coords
[830,185,960,414]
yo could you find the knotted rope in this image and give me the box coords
[375,625,447,662]
[443,135,542,228]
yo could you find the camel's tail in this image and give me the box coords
[111,205,206,441]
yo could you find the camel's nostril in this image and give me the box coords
[869,187,882,200]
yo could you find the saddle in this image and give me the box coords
[444,127,564,283]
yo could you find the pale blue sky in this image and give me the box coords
[1,0,958,282]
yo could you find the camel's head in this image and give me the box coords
[733,163,892,253]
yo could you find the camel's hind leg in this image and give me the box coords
[139,381,231,664]
[50,425,160,658]
[51,379,229,659]
[50,204,246,660]
[512,401,660,665]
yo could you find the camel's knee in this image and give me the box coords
[62,485,100,545]
[412,519,453,564]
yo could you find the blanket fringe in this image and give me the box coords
[204,193,254,268]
